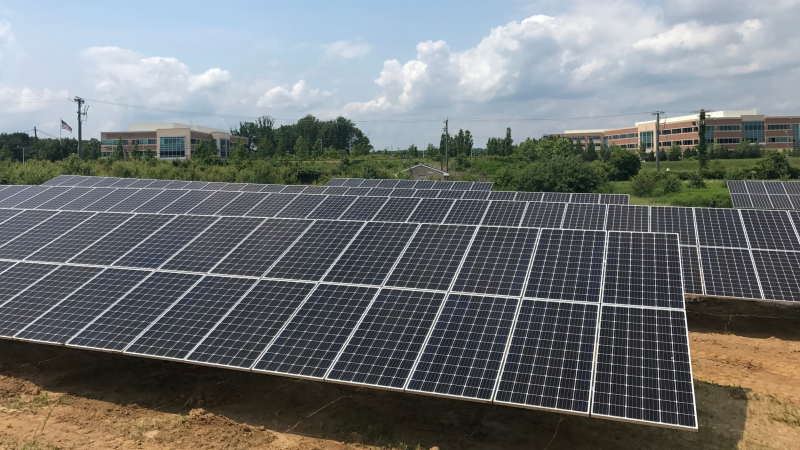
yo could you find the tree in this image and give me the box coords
[351,143,370,157]
[574,139,584,157]
[667,142,682,161]
[516,154,601,193]
[192,140,218,161]
[658,149,667,162]
[683,146,698,159]
[599,142,611,162]
[698,109,709,168]
[584,138,598,161]
[230,141,250,162]
[0,144,14,161]
[425,143,439,159]
[608,147,642,181]
[486,137,502,156]
[295,136,309,159]
[503,128,513,156]
[711,143,729,159]
[112,137,125,161]
[256,137,275,159]
[276,138,286,157]
[407,144,419,158]
[83,138,101,160]
[638,142,647,161]
[129,141,141,160]
[312,139,322,158]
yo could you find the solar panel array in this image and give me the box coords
[729,180,800,210]
[0,175,696,430]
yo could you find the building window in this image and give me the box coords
[768,137,791,143]
[794,124,800,149]
[159,136,186,159]
[767,124,792,130]
[612,135,619,139]
[742,121,765,143]
[681,127,693,134]
[101,152,113,157]
[717,138,741,144]
[716,125,740,131]
[100,139,127,146]
[681,140,693,145]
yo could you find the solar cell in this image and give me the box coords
[25,213,131,263]
[431,181,453,190]
[324,222,418,285]
[372,197,420,222]
[325,178,347,187]
[764,182,787,195]
[473,182,494,191]
[15,269,151,344]
[460,191,490,200]
[13,187,71,209]
[276,194,325,218]
[520,202,566,228]
[67,272,202,351]
[730,193,753,209]
[0,186,47,207]
[70,215,175,266]
[367,188,394,197]
[514,192,543,202]
[358,179,383,188]
[407,198,453,224]
[266,220,364,281]
[0,209,22,224]
[406,294,517,401]
[125,276,257,360]
[306,195,357,220]
[338,196,387,221]
[161,217,264,273]
[769,195,792,210]
[413,180,435,190]
[156,190,212,214]
[0,263,59,303]
[322,186,350,195]
[570,193,600,205]
[199,181,227,190]
[0,210,57,247]
[253,284,378,378]
[113,216,218,268]
[374,179,399,188]
[791,196,800,209]
[680,246,704,295]
[342,178,365,188]
[436,190,464,199]
[650,206,696,246]
[239,183,267,192]
[0,186,32,203]
[77,177,111,187]
[488,191,516,201]
[606,205,649,232]
[603,232,684,308]
[220,183,249,192]
[145,179,173,189]
[42,175,76,186]
[784,182,800,195]
[745,181,767,194]
[186,280,315,368]
[750,194,773,209]
[482,201,526,227]
[385,224,476,291]
[740,210,800,250]
[127,178,156,189]
[494,300,597,414]
[108,178,138,188]
[326,289,445,389]
[412,189,440,198]
[727,180,747,194]
[0,265,103,338]
[751,250,800,301]
[525,229,605,302]
[59,188,117,211]
[696,208,750,248]
[280,185,308,194]
[391,188,416,197]
[600,194,629,205]
[302,186,328,195]
[451,182,474,191]
[259,184,287,193]
[443,200,488,225]
[346,187,373,196]
[0,211,94,260]
[83,188,140,212]
[542,192,571,203]
[592,305,697,429]
[246,193,297,217]
[162,180,192,189]
[563,203,607,231]
[700,247,762,299]
[186,191,241,215]
[132,189,188,213]
[106,189,158,212]
[452,227,538,296]
[212,219,312,277]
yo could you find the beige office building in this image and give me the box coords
[100,123,248,159]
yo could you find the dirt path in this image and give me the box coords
[0,300,799,449]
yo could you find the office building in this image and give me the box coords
[100,123,248,159]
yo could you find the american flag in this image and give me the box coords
[61,120,72,133]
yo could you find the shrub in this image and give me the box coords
[687,172,706,189]
[608,148,641,181]
[661,174,683,194]
[516,154,601,193]
[630,171,660,197]
[752,150,799,179]
[700,161,726,179]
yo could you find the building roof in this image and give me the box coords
[635,110,757,126]
[404,163,449,176]
[127,123,230,134]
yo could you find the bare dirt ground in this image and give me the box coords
[1,297,799,450]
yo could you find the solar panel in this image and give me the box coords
[163,180,192,190]
[791,196,800,209]
[451,182,474,191]
[600,194,629,205]
[302,186,328,195]
[125,276,257,360]
[215,192,269,216]
[14,269,151,344]
[730,193,753,209]
[259,184,286,193]
[488,191,516,201]
[431,181,454,190]
[650,206,696,246]
[25,213,131,263]
[751,250,800,301]
[76,176,109,187]
[385,224,476,291]
[525,229,605,302]
[59,188,117,211]
[727,180,747,194]
[391,188,415,197]
[769,195,792,210]
[562,203,607,231]
[452,227,538,296]
[367,188,394,197]
[280,185,308,194]
[606,205,649,232]
[323,222,417,285]
[246,193,297,217]
[342,178,365,187]
[592,306,697,430]
[473,182,493,191]
[412,189,440,198]
[542,192,571,203]
[306,195,357,220]
[199,181,227,191]
[739,210,800,250]
[695,208,749,248]
[603,232,684,308]
[70,215,175,266]
[108,178,139,188]
[220,182,249,192]
[338,196,387,221]
[680,246,704,295]
[275,194,325,219]
[521,202,566,228]
[377,179,401,189]
[0,263,60,303]
[570,193,600,205]
[437,190,464,199]
[0,186,32,202]
[265,220,364,281]
[105,189,158,212]
[158,190,213,214]
[33,187,88,210]
[372,197,420,222]
[0,209,22,224]
[186,191,241,215]
[0,210,57,247]
[322,186,350,195]
[481,201,526,227]
[186,280,315,369]
[0,186,47,207]
[253,284,378,378]
[494,300,597,414]
[113,216,218,268]
[514,192,543,202]
[407,198,453,224]
[145,179,173,189]
[0,211,94,260]
[41,175,75,186]
[764,182,787,195]
[127,178,157,189]
[783,182,800,195]
[745,181,767,194]
[161,217,264,273]
[326,289,445,389]
[325,178,347,187]
[461,191,490,200]
[443,200,488,225]
[67,272,203,351]
[132,190,188,213]
[406,294,517,401]
[239,183,267,192]
[211,219,312,277]
[83,189,140,212]
[13,187,71,209]
[0,265,103,338]
[358,179,384,188]
[413,180,435,190]
[750,194,773,209]
[700,247,762,299]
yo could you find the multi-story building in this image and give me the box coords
[552,111,800,152]
[100,123,248,159]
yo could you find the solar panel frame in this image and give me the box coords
[606,205,649,232]
[107,178,139,188]
[377,179,401,188]
[700,247,763,299]
[367,188,394,197]
[481,201,527,227]
[751,250,800,302]
[259,184,287,193]
[358,179,384,188]
[69,214,176,266]
[280,185,308,194]
[521,202,567,229]
[600,194,629,205]
[24,213,132,263]
[322,186,350,195]
[694,208,749,248]
[325,178,348,187]
[112,215,219,269]
[571,193,601,205]
[160,217,265,273]
[126,178,157,189]
[562,203,607,231]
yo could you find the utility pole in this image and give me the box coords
[652,111,664,170]
[74,97,88,159]
[443,118,449,176]
[33,127,37,140]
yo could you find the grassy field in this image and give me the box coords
[607,179,734,207]
[640,157,800,173]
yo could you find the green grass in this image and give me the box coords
[640,158,800,173]
[609,179,733,207]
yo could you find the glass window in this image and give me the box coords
[767,124,791,130]
[716,125,740,131]
[742,121,765,143]
[159,136,186,159]
[768,137,791,143]
[717,138,741,144]
[794,124,800,149]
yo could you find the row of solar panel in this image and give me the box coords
[39,175,629,204]
[325,177,493,190]
[0,227,696,429]
[728,180,800,210]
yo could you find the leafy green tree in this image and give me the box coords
[256,137,275,159]
[711,143,729,159]
[230,141,250,162]
[608,147,642,181]
[129,142,141,160]
[599,142,611,162]
[276,138,286,157]
[112,137,125,161]
[667,142,682,161]
[295,136,309,159]
[192,140,218,161]
[312,139,322,158]
[584,139,598,162]
[503,128,513,156]
[753,150,799,179]
[697,109,708,168]
[425,143,439,159]
[351,143,370,157]
[658,149,667,162]
[516,154,601,193]
[0,144,13,161]
[574,139,584,157]
[683,146,698,159]
[639,142,647,161]
[407,144,419,158]
[646,151,656,162]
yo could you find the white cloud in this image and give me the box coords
[323,40,371,59]
[257,80,331,109]
[0,21,13,59]
[632,22,732,52]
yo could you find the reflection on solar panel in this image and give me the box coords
[700,247,762,299]
[70,214,174,266]
[606,205,649,232]
[161,217,263,273]
[452,227,538,296]
[113,216,217,268]
[443,200,488,225]
[482,201,526,227]
[603,232,683,308]
[740,210,800,250]
[525,229,605,302]
[327,289,445,389]
[253,284,378,378]
[592,306,696,430]
[752,250,800,301]
[562,204,606,231]
[324,222,418,285]
[680,246,704,295]
[521,202,566,228]
[212,219,311,277]
[695,208,748,248]
[495,300,597,414]
[26,213,131,263]
[651,207,696,246]
[406,294,517,401]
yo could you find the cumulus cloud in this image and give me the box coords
[323,40,371,59]
[257,80,331,109]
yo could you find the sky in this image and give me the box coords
[1,0,799,149]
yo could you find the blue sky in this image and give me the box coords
[2,0,799,149]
